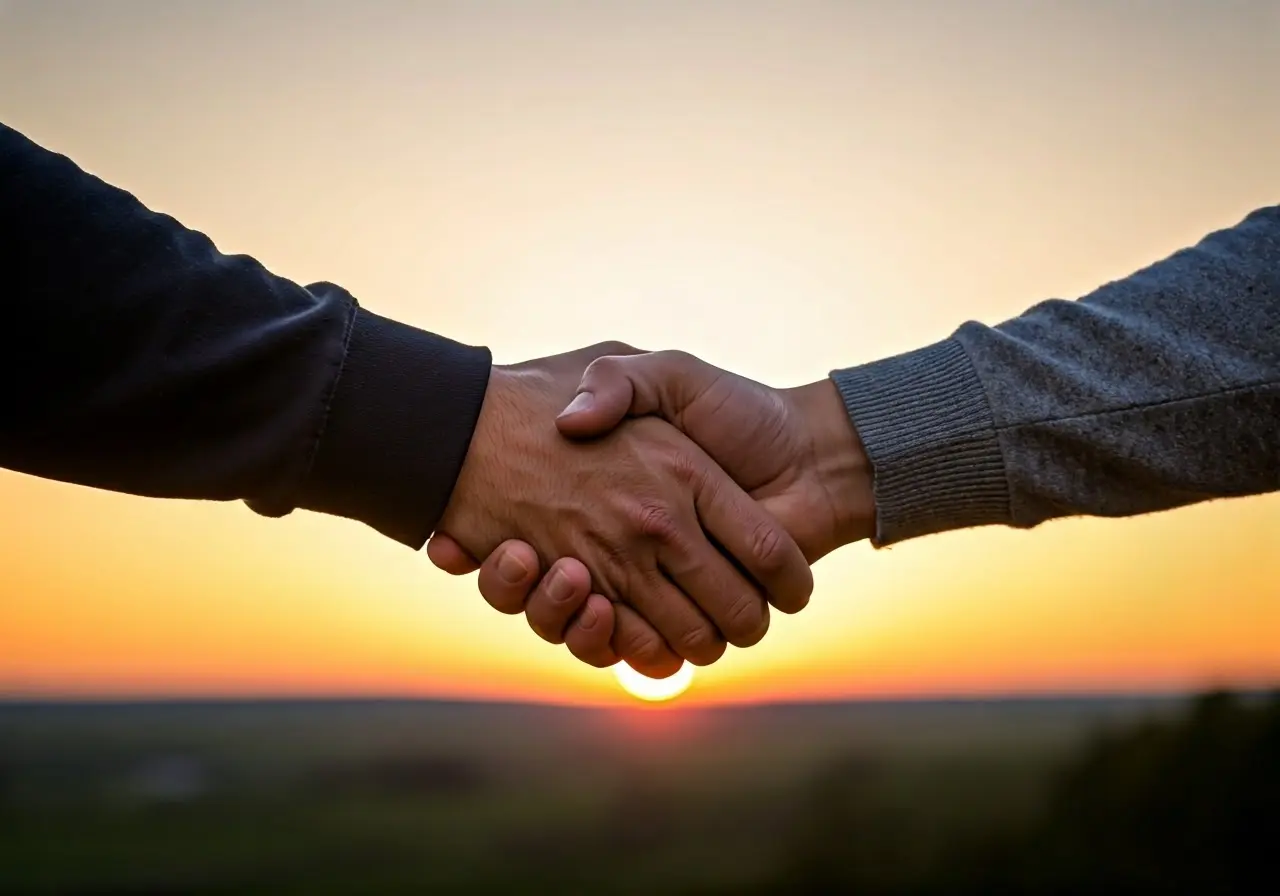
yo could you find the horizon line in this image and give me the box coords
[3,685,1272,712]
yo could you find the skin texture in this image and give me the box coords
[431,349,875,673]
[431,344,814,678]
[562,351,875,562]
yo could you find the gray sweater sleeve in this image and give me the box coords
[831,205,1280,546]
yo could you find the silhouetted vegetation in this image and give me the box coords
[751,690,1280,895]
[1009,689,1280,894]
[0,692,1274,894]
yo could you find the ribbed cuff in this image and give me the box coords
[296,308,492,549]
[830,338,1011,546]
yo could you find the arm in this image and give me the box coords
[834,205,1280,544]
[0,121,490,547]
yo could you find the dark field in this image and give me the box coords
[1,692,1276,895]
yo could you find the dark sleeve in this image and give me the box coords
[0,122,491,549]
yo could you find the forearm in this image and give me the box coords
[0,122,490,547]
[832,205,1280,545]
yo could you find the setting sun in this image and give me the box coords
[614,662,695,702]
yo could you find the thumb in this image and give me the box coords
[554,354,641,438]
[556,351,718,439]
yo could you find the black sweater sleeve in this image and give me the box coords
[0,122,491,549]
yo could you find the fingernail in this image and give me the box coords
[498,551,529,585]
[578,603,598,629]
[547,568,572,603]
[558,391,594,418]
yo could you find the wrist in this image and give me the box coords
[436,366,514,548]
[787,379,876,551]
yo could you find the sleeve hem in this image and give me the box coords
[295,307,492,549]
[830,338,1012,546]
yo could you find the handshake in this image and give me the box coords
[427,343,875,679]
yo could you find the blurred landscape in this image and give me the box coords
[2,690,1276,895]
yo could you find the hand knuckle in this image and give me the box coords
[586,355,617,377]
[680,625,726,664]
[634,502,681,542]
[592,340,635,358]
[668,451,705,486]
[727,591,762,640]
[726,595,769,647]
[750,520,790,574]
[678,623,713,653]
[621,629,665,664]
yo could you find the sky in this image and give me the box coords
[0,0,1276,705]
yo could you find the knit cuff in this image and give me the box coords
[830,338,1011,546]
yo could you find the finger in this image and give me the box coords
[563,594,618,668]
[556,351,718,439]
[426,533,481,575]
[693,467,813,615]
[525,558,593,644]
[625,562,727,667]
[475,540,542,614]
[611,604,683,679]
[659,529,771,650]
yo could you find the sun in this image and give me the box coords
[613,661,695,702]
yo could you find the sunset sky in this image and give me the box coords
[1,0,1276,705]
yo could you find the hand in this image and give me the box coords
[432,350,874,670]
[559,351,875,562]
[430,344,814,677]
